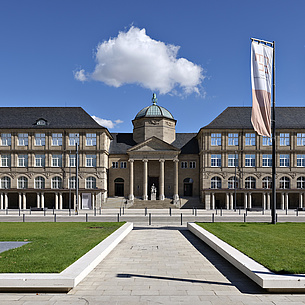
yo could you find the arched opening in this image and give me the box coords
[114,178,124,197]
[183,178,193,196]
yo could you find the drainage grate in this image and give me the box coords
[130,245,159,251]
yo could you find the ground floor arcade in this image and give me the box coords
[203,190,305,210]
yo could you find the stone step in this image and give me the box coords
[129,198,176,209]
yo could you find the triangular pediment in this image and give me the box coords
[127,137,179,153]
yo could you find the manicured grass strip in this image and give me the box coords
[196,222,305,274]
[0,222,124,273]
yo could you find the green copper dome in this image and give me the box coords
[135,94,174,120]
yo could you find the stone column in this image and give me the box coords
[143,159,148,200]
[230,193,234,210]
[37,193,40,208]
[267,193,271,210]
[173,159,179,201]
[4,193,8,209]
[299,192,303,208]
[19,193,22,210]
[281,193,285,210]
[128,159,134,200]
[55,193,59,210]
[41,193,44,209]
[59,193,63,210]
[244,192,248,209]
[159,159,165,200]
[0,193,3,210]
[248,193,252,209]
[92,193,95,209]
[285,193,289,210]
[225,193,229,210]
[211,193,215,210]
[22,193,26,210]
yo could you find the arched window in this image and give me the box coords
[52,176,62,189]
[245,177,256,189]
[35,176,45,189]
[228,176,239,189]
[279,176,290,189]
[114,178,124,183]
[262,176,272,189]
[297,177,305,189]
[211,176,221,189]
[0,176,11,189]
[86,177,96,189]
[18,176,28,189]
[68,176,79,189]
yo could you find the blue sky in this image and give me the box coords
[0,0,304,133]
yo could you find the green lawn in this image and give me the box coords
[0,222,124,273]
[197,222,305,274]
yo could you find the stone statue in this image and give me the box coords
[150,184,157,200]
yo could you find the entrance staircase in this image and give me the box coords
[129,198,176,209]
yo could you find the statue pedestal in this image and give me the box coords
[151,193,156,200]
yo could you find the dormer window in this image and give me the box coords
[35,118,48,126]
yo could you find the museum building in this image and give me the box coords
[0,95,305,210]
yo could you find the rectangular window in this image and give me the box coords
[280,133,290,146]
[189,161,196,169]
[1,133,11,146]
[52,154,62,167]
[86,133,97,146]
[228,133,238,146]
[181,161,188,168]
[211,133,221,146]
[86,155,96,167]
[262,136,272,146]
[245,133,255,146]
[245,154,255,167]
[120,161,127,169]
[211,154,221,167]
[228,154,238,167]
[280,154,290,167]
[112,161,118,169]
[52,133,62,146]
[35,154,45,167]
[35,133,45,146]
[297,133,305,146]
[18,154,28,167]
[69,133,79,146]
[297,155,305,167]
[262,154,272,167]
[1,154,11,167]
[69,154,76,167]
[18,133,28,146]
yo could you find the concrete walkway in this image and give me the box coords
[2,226,305,304]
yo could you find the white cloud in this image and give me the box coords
[75,27,204,95]
[74,69,87,82]
[92,115,123,129]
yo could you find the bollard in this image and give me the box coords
[119,208,122,216]
[44,209,46,216]
[286,207,288,215]
[169,207,171,216]
[220,207,222,216]
[69,208,71,216]
[23,214,25,222]
[276,213,278,222]
[239,208,241,215]
[123,207,125,215]
[181,213,183,225]
[86,213,88,222]
[6,209,8,215]
[19,208,21,216]
[99,207,102,215]
[215,208,217,215]
[212,213,215,223]
[117,213,120,222]
[54,214,57,222]
[262,209,264,215]
[94,208,96,216]
[195,208,197,217]
[149,213,151,225]
[244,213,246,223]
[192,207,194,215]
[30,207,31,215]
[246,209,248,216]
[297,209,299,216]
[53,207,55,215]
[145,207,147,216]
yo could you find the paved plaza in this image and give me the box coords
[1,218,305,304]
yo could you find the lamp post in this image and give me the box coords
[69,150,71,212]
[234,151,237,211]
[75,136,79,214]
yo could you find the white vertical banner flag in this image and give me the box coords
[251,41,273,137]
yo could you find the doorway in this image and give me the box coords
[114,178,124,196]
[183,178,193,196]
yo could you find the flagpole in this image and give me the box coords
[271,41,276,224]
